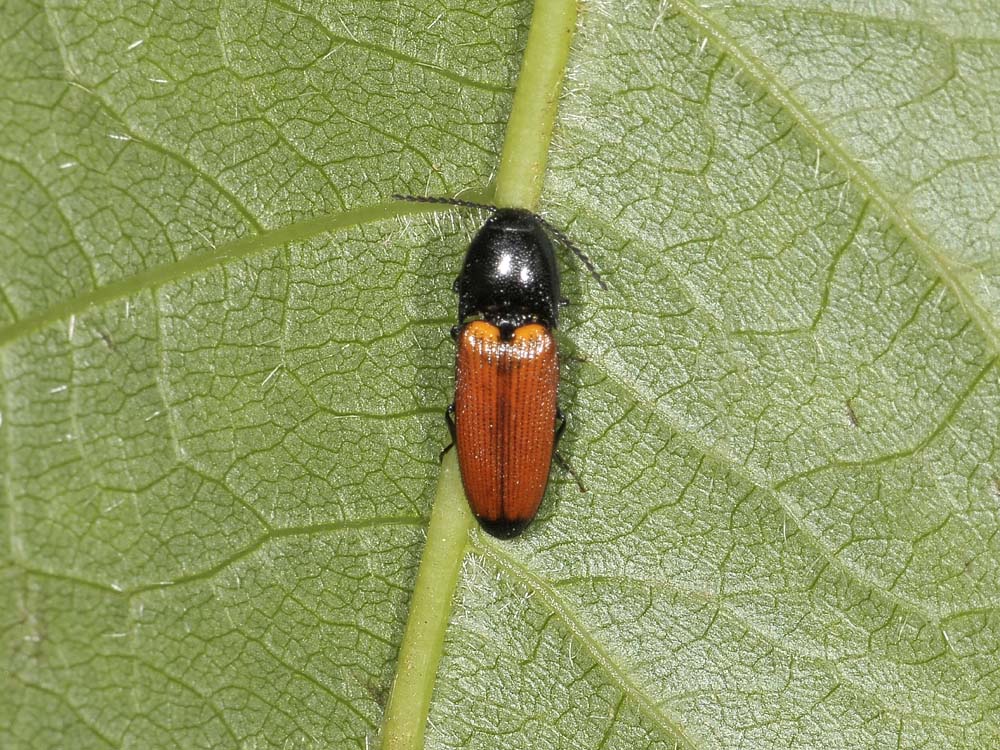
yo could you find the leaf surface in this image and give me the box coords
[1,1,998,748]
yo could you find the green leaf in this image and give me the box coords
[2,0,998,748]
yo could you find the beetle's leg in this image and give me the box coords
[553,408,586,492]
[440,403,456,462]
[555,407,567,446]
[553,452,587,493]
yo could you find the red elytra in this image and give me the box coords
[453,321,559,538]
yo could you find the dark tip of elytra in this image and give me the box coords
[478,517,529,539]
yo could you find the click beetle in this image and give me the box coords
[395,194,604,537]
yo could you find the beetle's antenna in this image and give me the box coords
[536,216,607,290]
[392,194,498,212]
[393,194,607,290]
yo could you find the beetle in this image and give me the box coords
[394,194,604,537]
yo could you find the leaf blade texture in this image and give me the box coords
[2,1,998,748]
